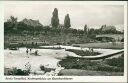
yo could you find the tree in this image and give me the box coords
[7,16,18,30]
[101,25,106,30]
[51,8,59,28]
[100,25,106,34]
[7,16,17,23]
[64,14,71,29]
[88,28,96,39]
[84,24,88,34]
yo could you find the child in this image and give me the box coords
[26,49,29,55]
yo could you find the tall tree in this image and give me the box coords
[84,24,88,34]
[100,25,106,32]
[88,28,96,39]
[64,14,71,29]
[51,8,59,28]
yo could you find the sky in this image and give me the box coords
[4,2,124,30]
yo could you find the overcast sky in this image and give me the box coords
[4,2,124,29]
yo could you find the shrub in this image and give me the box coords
[59,56,124,72]
[4,67,30,76]
[40,65,55,73]
[40,65,45,70]
[59,57,97,69]
[66,49,100,56]
[95,64,123,72]
[105,56,124,67]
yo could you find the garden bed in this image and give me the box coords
[66,49,101,56]
[59,55,124,73]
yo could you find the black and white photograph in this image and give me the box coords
[3,1,126,79]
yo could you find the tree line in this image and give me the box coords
[4,8,123,38]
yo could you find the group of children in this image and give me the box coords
[26,48,38,55]
[26,48,31,54]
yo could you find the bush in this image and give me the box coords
[105,56,124,67]
[59,56,97,69]
[66,49,100,56]
[94,64,123,72]
[40,65,55,73]
[59,56,124,72]
[4,67,30,76]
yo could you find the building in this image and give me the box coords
[21,18,43,27]
[96,34,124,42]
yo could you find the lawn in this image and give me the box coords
[58,69,123,76]
[73,42,123,49]
[59,55,124,76]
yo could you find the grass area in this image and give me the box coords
[37,46,63,50]
[73,42,124,49]
[66,49,101,56]
[58,69,123,76]
[105,54,124,68]
[59,55,124,74]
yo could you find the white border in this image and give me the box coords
[0,1,4,82]
[0,1,127,82]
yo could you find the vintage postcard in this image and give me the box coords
[0,1,127,82]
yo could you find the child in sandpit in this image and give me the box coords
[30,48,32,52]
[26,49,29,55]
[35,50,38,55]
[29,48,32,54]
